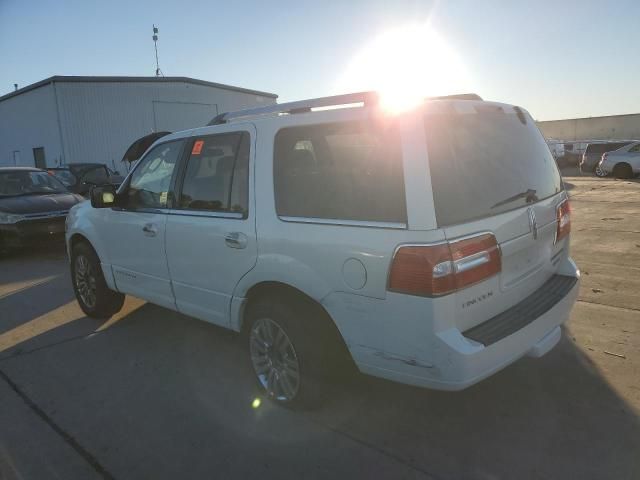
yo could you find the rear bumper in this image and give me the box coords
[324,257,580,391]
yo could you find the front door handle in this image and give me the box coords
[225,232,247,249]
[142,223,158,237]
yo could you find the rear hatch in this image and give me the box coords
[423,101,566,332]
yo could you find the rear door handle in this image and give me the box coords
[142,223,158,237]
[225,232,247,249]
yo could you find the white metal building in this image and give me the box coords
[0,76,277,170]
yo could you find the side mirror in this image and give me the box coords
[90,185,118,208]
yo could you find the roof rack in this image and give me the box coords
[429,93,483,101]
[208,91,380,125]
[207,91,483,126]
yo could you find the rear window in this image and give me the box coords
[274,121,406,223]
[425,104,562,227]
[585,144,606,154]
[49,169,76,186]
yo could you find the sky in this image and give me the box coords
[1,0,639,120]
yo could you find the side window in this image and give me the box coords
[178,132,250,215]
[82,166,109,184]
[273,121,407,223]
[629,144,640,153]
[126,140,183,210]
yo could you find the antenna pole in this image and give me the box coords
[152,25,163,76]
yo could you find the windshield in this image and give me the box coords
[49,169,77,186]
[425,104,562,227]
[0,171,69,197]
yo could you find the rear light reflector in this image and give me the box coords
[555,198,571,244]
[388,233,501,297]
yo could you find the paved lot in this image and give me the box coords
[1,174,639,480]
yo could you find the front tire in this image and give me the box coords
[612,163,633,179]
[71,242,124,319]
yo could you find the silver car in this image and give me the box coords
[581,141,633,174]
[598,141,640,178]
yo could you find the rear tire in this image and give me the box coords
[612,163,633,179]
[71,242,124,319]
[246,295,341,409]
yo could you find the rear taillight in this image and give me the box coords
[388,233,501,297]
[555,198,571,244]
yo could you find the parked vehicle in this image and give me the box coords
[560,142,584,167]
[581,141,634,174]
[48,163,124,197]
[546,139,565,164]
[597,141,640,178]
[0,167,84,250]
[66,92,580,407]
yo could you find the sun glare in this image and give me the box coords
[337,24,471,113]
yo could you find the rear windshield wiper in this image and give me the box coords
[491,188,538,209]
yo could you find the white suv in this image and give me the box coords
[66,92,580,407]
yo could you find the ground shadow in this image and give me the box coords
[1,302,638,480]
[0,243,67,286]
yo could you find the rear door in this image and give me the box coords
[164,126,257,328]
[424,101,566,332]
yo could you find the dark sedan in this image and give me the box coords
[0,167,84,250]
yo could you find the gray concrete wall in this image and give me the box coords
[538,114,640,141]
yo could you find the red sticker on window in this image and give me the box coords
[192,140,204,155]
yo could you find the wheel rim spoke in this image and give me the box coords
[249,318,300,401]
[75,254,97,309]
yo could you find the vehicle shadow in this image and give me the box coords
[2,301,638,480]
[314,329,640,479]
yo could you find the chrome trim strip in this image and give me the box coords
[278,216,406,229]
[20,210,69,220]
[448,230,495,245]
[454,251,490,274]
[167,210,244,220]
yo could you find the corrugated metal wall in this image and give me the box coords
[55,81,274,171]
[538,114,640,141]
[0,84,64,167]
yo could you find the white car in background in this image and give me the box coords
[598,141,640,178]
[66,92,580,407]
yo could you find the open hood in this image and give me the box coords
[121,132,171,163]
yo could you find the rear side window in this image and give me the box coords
[178,132,249,215]
[609,142,631,152]
[81,166,109,184]
[588,142,632,154]
[274,121,406,223]
[425,105,562,227]
[585,144,600,154]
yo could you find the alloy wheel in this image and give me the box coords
[249,318,301,401]
[75,254,97,309]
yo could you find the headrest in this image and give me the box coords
[279,148,315,174]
